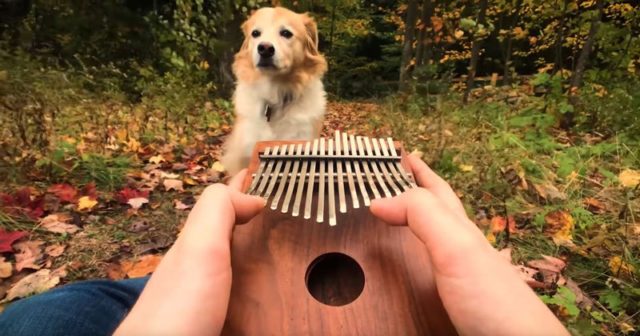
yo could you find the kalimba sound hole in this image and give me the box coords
[305,252,365,306]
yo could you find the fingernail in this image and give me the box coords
[254,196,267,207]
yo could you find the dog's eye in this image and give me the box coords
[280,29,293,39]
[251,30,261,38]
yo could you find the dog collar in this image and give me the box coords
[264,93,293,122]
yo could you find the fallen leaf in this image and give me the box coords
[531,182,567,201]
[47,184,78,203]
[565,277,594,310]
[77,196,98,211]
[459,164,474,172]
[174,199,192,210]
[609,256,635,278]
[544,210,574,247]
[106,263,126,280]
[2,269,60,303]
[618,169,640,188]
[149,155,166,164]
[583,197,606,214]
[490,215,517,234]
[0,257,12,278]
[163,179,184,192]
[619,322,636,334]
[127,220,150,233]
[45,244,66,257]
[82,182,98,200]
[0,229,28,253]
[527,255,567,273]
[14,240,44,271]
[121,255,163,278]
[127,197,149,210]
[211,161,226,173]
[51,265,68,278]
[160,171,180,179]
[114,188,150,204]
[40,213,80,234]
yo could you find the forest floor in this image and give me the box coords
[1,89,639,334]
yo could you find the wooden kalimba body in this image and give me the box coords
[222,131,457,335]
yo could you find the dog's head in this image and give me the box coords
[233,7,327,83]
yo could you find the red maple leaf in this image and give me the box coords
[0,188,44,220]
[114,187,150,204]
[48,184,79,203]
[0,229,28,253]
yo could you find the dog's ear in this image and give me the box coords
[301,13,327,76]
[233,17,257,82]
[302,13,319,56]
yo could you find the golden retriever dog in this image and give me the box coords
[222,7,328,175]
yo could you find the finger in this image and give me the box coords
[407,155,466,216]
[227,169,248,191]
[370,193,409,226]
[229,189,266,224]
[182,184,236,243]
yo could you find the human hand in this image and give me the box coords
[370,155,568,336]
[115,169,265,336]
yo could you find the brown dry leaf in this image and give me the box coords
[583,197,606,214]
[45,244,66,257]
[0,257,13,278]
[106,263,126,280]
[163,179,184,192]
[160,171,180,179]
[618,169,640,188]
[127,197,149,210]
[565,278,594,310]
[544,210,575,247]
[609,256,636,278]
[77,196,98,211]
[174,199,192,210]
[531,182,567,201]
[490,215,517,234]
[527,255,566,273]
[121,255,163,278]
[148,155,166,164]
[14,240,44,271]
[40,213,80,234]
[2,269,60,303]
[51,265,68,278]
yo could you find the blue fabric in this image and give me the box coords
[0,276,149,336]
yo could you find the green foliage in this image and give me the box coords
[541,286,580,318]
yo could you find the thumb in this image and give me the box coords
[370,193,409,226]
[229,189,266,224]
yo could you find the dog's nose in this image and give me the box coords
[257,42,275,58]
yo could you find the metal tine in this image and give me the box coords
[372,138,402,196]
[247,147,270,194]
[387,137,417,187]
[303,139,319,219]
[294,141,311,217]
[263,145,286,199]
[334,131,347,213]
[270,144,295,210]
[355,136,381,199]
[283,143,304,214]
[327,139,337,226]
[256,145,279,196]
[316,138,326,223]
[342,132,360,209]
[362,137,392,198]
[378,138,411,191]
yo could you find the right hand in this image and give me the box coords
[370,155,568,336]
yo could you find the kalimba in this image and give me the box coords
[222,131,457,335]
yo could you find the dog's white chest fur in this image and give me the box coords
[222,78,326,174]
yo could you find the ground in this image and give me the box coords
[0,90,638,334]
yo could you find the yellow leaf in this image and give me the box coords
[77,196,98,211]
[485,231,496,244]
[619,169,640,188]
[545,210,574,247]
[609,256,636,278]
[126,138,141,153]
[454,29,464,39]
[149,155,166,164]
[459,164,474,172]
[211,161,226,173]
[115,129,128,142]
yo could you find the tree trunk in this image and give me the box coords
[552,0,569,74]
[414,0,433,67]
[503,0,522,86]
[399,0,419,92]
[463,0,488,103]
[564,0,605,128]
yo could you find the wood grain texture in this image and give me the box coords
[223,140,457,335]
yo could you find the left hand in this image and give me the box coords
[115,169,265,336]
